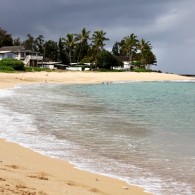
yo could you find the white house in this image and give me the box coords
[66,66,82,71]
[0,46,43,66]
[37,61,70,70]
[113,56,132,70]
[0,51,17,60]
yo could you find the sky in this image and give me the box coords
[0,0,195,74]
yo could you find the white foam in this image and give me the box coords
[112,80,195,84]
[0,89,15,97]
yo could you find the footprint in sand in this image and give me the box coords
[5,164,20,169]
[66,180,101,194]
[66,180,76,186]
[28,172,49,181]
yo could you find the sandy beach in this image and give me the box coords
[0,72,194,89]
[0,71,194,195]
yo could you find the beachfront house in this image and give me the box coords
[0,46,43,66]
[66,63,90,71]
[0,51,17,60]
[113,56,132,70]
[38,61,69,70]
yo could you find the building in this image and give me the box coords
[0,46,43,66]
[38,61,69,70]
[0,51,17,60]
[114,56,132,70]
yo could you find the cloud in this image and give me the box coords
[0,0,195,74]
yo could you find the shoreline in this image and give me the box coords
[0,71,194,195]
[0,138,151,195]
[0,71,194,89]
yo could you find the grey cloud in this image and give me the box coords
[0,0,194,74]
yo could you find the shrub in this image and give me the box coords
[134,67,151,72]
[96,50,121,69]
[0,65,15,72]
[80,56,94,64]
[0,58,25,70]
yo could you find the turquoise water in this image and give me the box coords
[0,82,194,195]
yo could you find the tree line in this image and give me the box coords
[0,27,157,70]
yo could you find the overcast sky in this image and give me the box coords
[0,0,194,74]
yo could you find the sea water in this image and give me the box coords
[0,82,194,195]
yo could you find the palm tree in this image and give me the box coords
[138,39,152,68]
[138,38,152,53]
[75,27,90,63]
[91,30,109,57]
[122,33,138,63]
[62,34,77,64]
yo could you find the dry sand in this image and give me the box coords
[0,71,194,195]
[0,71,194,89]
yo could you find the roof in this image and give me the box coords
[0,46,25,52]
[42,62,61,65]
[115,56,130,62]
[0,51,16,54]
[0,46,38,53]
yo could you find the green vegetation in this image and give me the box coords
[0,65,14,72]
[96,50,121,69]
[134,67,151,72]
[0,27,13,47]
[0,58,24,71]
[122,33,138,63]
[0,27,158,72]
[75,27,90,63]
[112,34,157,70]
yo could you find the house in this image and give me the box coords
[38,61,69,70]
[68,63,91,71]
[114,56,132,70]
[0,46,43,66]
[0,51,17,60]
[66,66,82,71]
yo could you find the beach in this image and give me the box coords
[0,71,194,195]
[0,72,194,89]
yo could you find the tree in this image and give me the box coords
[58,37,69,64]
[22,34,35,50]
[0,27,158,70]
[96,50,120,69]
[122,33,138,63]
[79,45,96,68]
[112,40,127,56]
[141,49,157,69]
[138,39,152,56]
[62,34,77,63]
[91,30,109,56]
[43,40,58,61]
[0,27,13,47]
[13,38,22,46]
[35,35,45,54]
[112,41,121,56]
[137,39,156,68]
[75,27,90,63]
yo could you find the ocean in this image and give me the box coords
[0,81,194,195]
